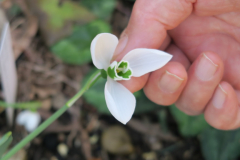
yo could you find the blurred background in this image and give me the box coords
[0,0,240,160]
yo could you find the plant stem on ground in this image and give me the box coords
[1,70,101,160]
[0,101,41,110]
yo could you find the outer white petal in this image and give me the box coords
[25,112,41,132]
[16,110,28,125]
[16,111,41,132]
[104,77,136,124]
[91,33,118,70]
[122,49,173,77]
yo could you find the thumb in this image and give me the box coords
[114,0,194,92]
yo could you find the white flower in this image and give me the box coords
[16,110,41,132]
[91,33,172,124]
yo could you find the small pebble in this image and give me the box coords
[57,143,68,157]
[101,125,134,155]
[90,134,99,144]
[50,156,58,160]
[142,152,157,160]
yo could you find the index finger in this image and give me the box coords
[114,0,194,92]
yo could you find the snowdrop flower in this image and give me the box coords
[16,110,41,132]
[91,33,172,124]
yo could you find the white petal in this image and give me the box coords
[16,111,41,132]
[104,77,136,124]
[16,110,28,125]
[25,112,41,132]
[91,33,118,70]
[122,49,172,77]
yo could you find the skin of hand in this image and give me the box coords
[113,0,240,130]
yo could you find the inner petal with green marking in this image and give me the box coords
[107,61,132,80]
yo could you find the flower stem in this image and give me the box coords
[1,70,101,160]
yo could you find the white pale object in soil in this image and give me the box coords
[16,110,41,132]
[91,33,172,124]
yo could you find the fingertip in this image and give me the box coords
[192,51,224,82]
[164,62,188,81]
[202,51,223,68]
[175,51,224,115]
[144,62,187,106]
[204,81,239,130]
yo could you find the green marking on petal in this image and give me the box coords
[118,69,132,79]
[107,66,116,79]
[118,61,128,71]
[107,61,117,79]
[107,60,133,80]
[116,61,132,80]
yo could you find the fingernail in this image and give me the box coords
[114,33,128,56]
[212,84,227,109]
[158,71,184,93]
[196,53,218,81]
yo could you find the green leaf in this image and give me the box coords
[81,0,116,20]
[51,20,111,65]
[157,109,169,133]
[83,69,162,114]
[31,0,96,45]
[0,132,13,157]
[170,105,210,136]
[39,0,95,30]
[8,4,21,18]
[134,91,162,114]
[200,128,240,160]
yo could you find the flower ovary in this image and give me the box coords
[101,69,107,79]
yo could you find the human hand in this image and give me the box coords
[113,0,240,130]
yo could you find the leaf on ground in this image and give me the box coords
[83,69,162,114]
[28,0,96,45]
[39,0,95,29]
[170,105,210,137]
[0,101,41,111]
[157,109,169,133]
[51,20,111,65]
[81,0,116,20]
[6,4,21,19]
[200,128,240,160]
[134,91,162,114]
[0,131,13,157]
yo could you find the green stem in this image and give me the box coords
[0,101,41,110]
[1,70,101,160]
